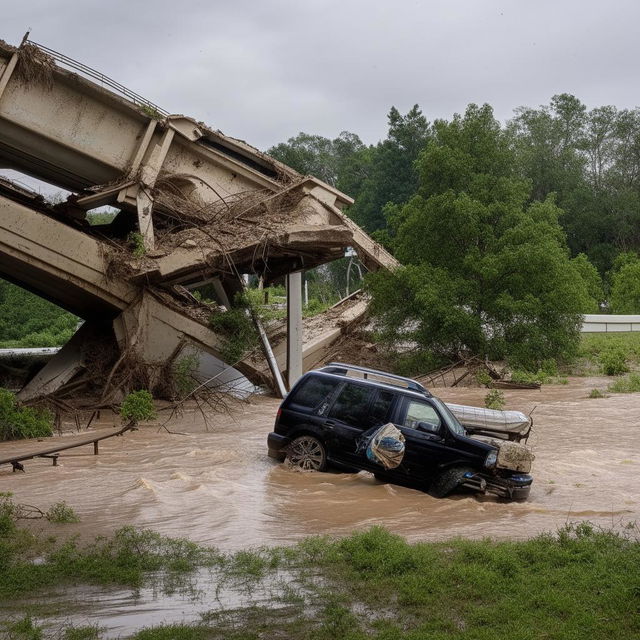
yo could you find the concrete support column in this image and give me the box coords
[286,271,303,389]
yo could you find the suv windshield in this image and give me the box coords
[432,398,466,436]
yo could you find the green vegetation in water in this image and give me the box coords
[0,389,53,441]
[45,501,79,524]
[607,372,640,393]
[127,232,146,258]
[1,503,638,640]
[484,388,505,410]
[578,332,640,374]
[120,390,156,426]
[588,388,607,399]
[171,354,199,398]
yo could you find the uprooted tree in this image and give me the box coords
[366,104,598,372]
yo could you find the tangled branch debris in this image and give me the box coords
[15,43,55,89]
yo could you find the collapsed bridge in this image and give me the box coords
[0,36,397,402]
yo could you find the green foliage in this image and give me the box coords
[609,253,640,313]
[475,369,493,387]
[0,492,16,536]
[484,389,505,410]
[120,390,156,426]
[3,616,43,640]
[1,523,639,639]
[570,253,603,311]
[0,279,78,348]
[599,348,629,376]
[86,210,117,226]
[0,389,53,441]
[172,354,199,398]
[607,372,640,393]
[367,104,589,371]
[588,388,606,398]
[209,296,259,363]
[268,131,366,188]
[46,501,79,523]
[127,232,146,258]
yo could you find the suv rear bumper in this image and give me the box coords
[267,432,290,460]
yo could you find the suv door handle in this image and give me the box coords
[324,421,336,429]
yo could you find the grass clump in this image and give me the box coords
[127,231,146,258]
[588,388,607,398]
[0,389,53,441]
[607,372,640,393]
[120,390,156,427]
[45,501,79,524]
[484,389,505,410]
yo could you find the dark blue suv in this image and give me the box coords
[267,363,533,500]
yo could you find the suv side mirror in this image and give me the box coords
[417,421,440,434]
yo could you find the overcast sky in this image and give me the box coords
[3,0,640,150]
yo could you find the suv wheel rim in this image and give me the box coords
[288,437,324,470]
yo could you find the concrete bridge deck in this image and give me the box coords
[0,37,397,401]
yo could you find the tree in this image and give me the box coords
[267,131,366,188]
[609,252,640,313]
[367,104,594,371]
[348,105,431,232]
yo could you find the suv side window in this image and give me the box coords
[403,400,441,430]
[289,376,340,414]
[369,390,396,427]
[328,383,373,428]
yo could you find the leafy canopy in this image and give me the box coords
[367,104,597,370]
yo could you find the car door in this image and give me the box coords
[322,381,375,464]
[392,397,452,482]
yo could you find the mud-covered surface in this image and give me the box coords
[1,377,638,550]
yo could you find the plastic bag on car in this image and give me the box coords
[363,423,405,470]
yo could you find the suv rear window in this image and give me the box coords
[288,376,340,412]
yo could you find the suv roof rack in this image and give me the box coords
[321,362,431,395]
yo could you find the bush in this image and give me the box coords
[607,373,640,393]
[588,388,606,398]
[599,349,629,376]
[120,390,156,426]
[46,501,79,524]
[484,389,505,410]
[209,302,258,364]
[0,389,53,441]
[0,492,16,536]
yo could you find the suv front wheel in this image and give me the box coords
[287,435,327,471]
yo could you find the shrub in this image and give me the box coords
[0,492,16,536]
[172,355,199,398]
[484,389,506,410]
[475,370,493,387]
[599,349,629,376]
[588,388,606,399]
[46,501,79,524]
[127,232,146,258]
[120,390,156,426]
[607,373,640,393]
[0,389,53,441]
[209,302,258,364]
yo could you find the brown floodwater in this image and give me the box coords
[1,377,639,550]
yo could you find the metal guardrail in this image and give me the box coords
[582,314,640,333]
[25,39,169,117]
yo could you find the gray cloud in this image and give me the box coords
[3,0,640,149]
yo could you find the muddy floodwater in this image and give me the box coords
[1,377,639,549]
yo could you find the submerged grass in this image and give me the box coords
[1,518,639,639]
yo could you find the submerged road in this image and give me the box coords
[0,377,638,549]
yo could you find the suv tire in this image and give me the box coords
[429,466,474,498]
[287,435,327,471]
